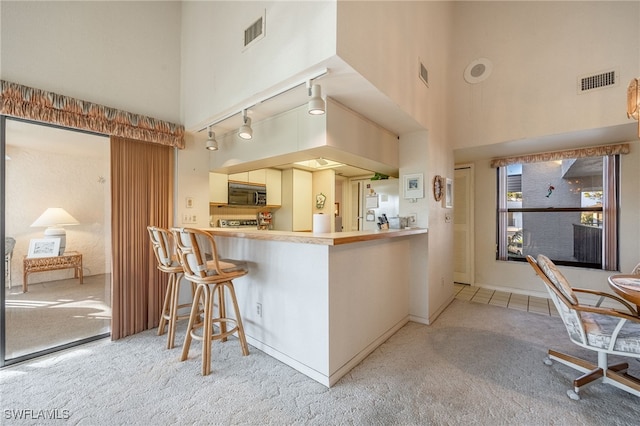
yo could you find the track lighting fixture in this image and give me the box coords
[307,82,325,115]
[206,126,218,151]
[238,110,253,140]
[199,69,329,146]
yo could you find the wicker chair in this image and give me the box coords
[527,254,640,399]
[147,226,197,349]
[171,227,250,376]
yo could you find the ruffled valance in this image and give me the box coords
[1,80,184,149]
[490,143,630,168]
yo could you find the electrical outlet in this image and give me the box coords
[256,302,262,318]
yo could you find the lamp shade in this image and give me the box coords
[31,208,79,227]
[31,208,79,255]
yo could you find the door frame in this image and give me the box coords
[0,116,111,367]
[454,164,475,285]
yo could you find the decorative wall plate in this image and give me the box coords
[433,175,443,201]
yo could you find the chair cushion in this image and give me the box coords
[202,259,248,277]
[537,254,578,305]
[631,262,640,276]
[582,312,640,355]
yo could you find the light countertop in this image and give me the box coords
[203,227,428,246]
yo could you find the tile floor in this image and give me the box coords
[454,283,559,317]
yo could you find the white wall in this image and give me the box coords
[336,1,454,132]
[5,126,110,286]
[180,0,338,130]
[450,1,640,150]
[450,2,640,294]
[0,1,182,123]
[174,133,211,229]
[400,130,454,323]
[336,2,456,320]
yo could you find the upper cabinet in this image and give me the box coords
[276,169,312,231]
[228,172,249,183]
[264,169,282,206]
[209,172,228,204]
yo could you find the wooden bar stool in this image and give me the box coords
[171,227,250,376]
[147,226,197,349]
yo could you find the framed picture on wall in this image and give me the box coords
[404,173,424,199]
[27,238,60,258]
[445,178,453,208]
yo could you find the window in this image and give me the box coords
[495,153,621,270]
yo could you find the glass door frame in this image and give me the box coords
[0,115,111,368]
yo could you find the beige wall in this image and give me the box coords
[180,0,338,130]
[451,2,640,294]
[450,1,640,151]
[337,2,456,318]
[0,1,182,123]
[5,122,111,286]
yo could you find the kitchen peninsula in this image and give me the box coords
[206,226,428,387]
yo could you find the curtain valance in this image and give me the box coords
[489,143,630,168]
[1,80,185,149]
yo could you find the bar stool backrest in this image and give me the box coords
[147,226,179,270]
[171,227,227,280]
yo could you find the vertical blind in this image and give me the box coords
[110,136,174,340]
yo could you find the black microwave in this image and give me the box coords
[228,182,267,206]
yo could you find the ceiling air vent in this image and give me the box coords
[577,69,617,93]
[243,11,266,50]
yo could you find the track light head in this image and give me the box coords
[308,83,325,115]
[238,112,253,140]
[206,127,218,151]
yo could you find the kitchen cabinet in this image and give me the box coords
[277,168,312,231]
[209,172,228,204]
[265,169,281,206]
[229,172,249,183]
[249,170,266,184]
[229,170,268,185]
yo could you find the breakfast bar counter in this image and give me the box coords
[202,227,428,387]
[206,227,427,245]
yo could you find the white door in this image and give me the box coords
[454,165,474,284]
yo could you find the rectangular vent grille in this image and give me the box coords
[244,12,265,49]
[578,70,617,93]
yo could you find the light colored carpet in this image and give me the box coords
[1,298,639,425]
[4,274,111,358]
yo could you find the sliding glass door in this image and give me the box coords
[1,117,111,365]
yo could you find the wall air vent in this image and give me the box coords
[243,10,266,50]
[577,69,617,93]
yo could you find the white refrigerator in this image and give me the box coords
[358,178,399,231]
